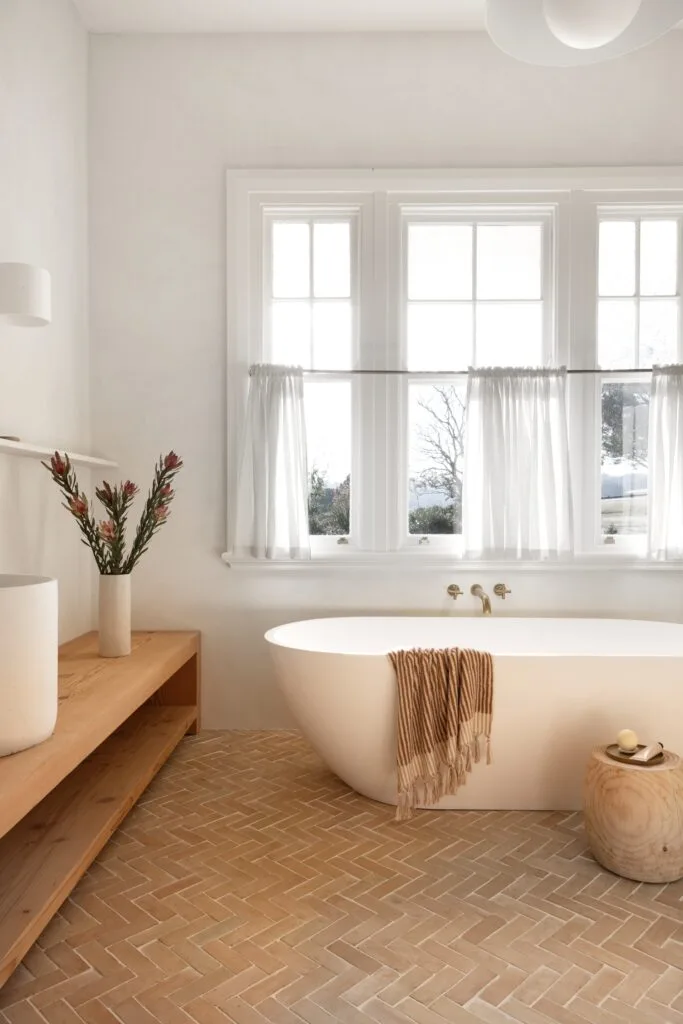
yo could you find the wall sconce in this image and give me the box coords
[0,263,51,327]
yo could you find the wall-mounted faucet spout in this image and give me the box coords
[471,584,492,616]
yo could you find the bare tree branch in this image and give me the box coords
[415,385,466,502]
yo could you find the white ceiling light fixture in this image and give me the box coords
[543,0,642,50]
[487,0,683,66]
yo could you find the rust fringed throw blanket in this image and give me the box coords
[389,648,493,821]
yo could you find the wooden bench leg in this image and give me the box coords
[149,652,200,734]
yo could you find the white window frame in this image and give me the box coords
[395,203,556,554]
[262,208,362,370]
[573,196,683,556]
[261,206,365,555]
[225,169,683,570]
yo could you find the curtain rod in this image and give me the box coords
[285,367,654,376]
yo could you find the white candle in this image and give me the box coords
[617,728,638,752]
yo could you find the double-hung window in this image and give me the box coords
[401,209,553,549]
[596,208,682,547]
[227,172,683,564]
[265,212,358,548]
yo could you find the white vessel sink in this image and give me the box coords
[0,575,58,757]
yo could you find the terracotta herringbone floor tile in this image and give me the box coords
[1,732,683,1024]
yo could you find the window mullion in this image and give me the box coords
[381,193,400,550]
[353,192,388,552]
[259,210,271,363]
[308,219,315,368]
[568,193,599,553]
[634,219,641,368]
[472,224,478,364]
[678,217,683,360]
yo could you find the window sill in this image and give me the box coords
[221,552,683,573]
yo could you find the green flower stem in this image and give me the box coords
[43,457,110,573]
[122,458,180,573]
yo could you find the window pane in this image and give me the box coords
[599,221,636,297]
[407,224,472,300]
[271,301,310,365]
[272,222,310,298]
[639,298,678,367]
[305,381,351,536]
[640,220,678,296]
[312,301,352,370]
[475,303,543,367]
[476,225,542,300]
[313,222,351,298]
[408,383,466,535]
[597,299,637,369]
[601,383,649,537]
[407,302,473,371]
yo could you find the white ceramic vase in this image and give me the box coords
[99,573,132,658]
[0,575,58,757]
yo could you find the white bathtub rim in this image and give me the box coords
[265,615,683,658]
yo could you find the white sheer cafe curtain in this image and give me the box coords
[463,367,574,559]
[233,364,311,560]
[648,364,683,560]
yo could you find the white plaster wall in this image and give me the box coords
[0,0,93,639]
[89,32,683,727]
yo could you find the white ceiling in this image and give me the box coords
[73,0,487,33]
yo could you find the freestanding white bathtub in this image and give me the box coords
[266,617,683,810]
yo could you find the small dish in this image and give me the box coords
[606,743,665,766]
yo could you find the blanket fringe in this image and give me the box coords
[396,736,492,820]
[396,791,415,822]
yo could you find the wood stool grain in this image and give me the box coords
[583,746,683,883]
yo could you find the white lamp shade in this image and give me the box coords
[487,0,683,67]
[0,263,51,327]
[543,0,642,50]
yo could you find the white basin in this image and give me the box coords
[0,575,58,757]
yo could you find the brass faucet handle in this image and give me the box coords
[494,583,511,599]
[446,584,463,600]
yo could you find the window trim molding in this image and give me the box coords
[225,167,683,569]
[222,551,683,573]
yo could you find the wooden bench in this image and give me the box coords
[0,630,200,987]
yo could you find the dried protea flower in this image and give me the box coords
[99,519,116,542]
[68,496,88,517]
[44,449,182,574]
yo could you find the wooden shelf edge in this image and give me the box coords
[0,438,117,470]
[0,704,195,988]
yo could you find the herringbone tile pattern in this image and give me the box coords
[2,732,683,1023]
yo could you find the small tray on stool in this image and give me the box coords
[605,743,664,766]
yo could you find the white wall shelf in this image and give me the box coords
[0,438,118,471]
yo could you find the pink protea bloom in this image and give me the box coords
[99,519,116,542]
[122,480,138,498]
[154,505,169,521]
[68,496,88,517]
[164,452,182,470]
[160,483,173,498]
[52,452,66,475]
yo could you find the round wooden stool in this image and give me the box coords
[583,746,683,883]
